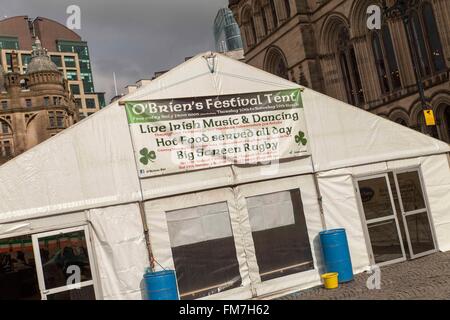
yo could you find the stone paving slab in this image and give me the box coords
[278,252,450,300]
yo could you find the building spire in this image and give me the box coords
[32,36,47,58]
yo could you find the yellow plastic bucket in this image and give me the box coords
[321,272,339,289]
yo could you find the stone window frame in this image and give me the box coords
[336,26,365,107]
[370,25,402,95]
[0,138,13,158]
[264,46,289,80]
[408,2,446,78]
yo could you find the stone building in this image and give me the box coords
[229,0,450,142]
[0,16,106,119]
[0,38,78,164]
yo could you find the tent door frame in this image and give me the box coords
[355,173,407,267]
[392,168,438,260]
[31,225,100,300]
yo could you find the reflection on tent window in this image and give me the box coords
[37,231,93,291]
[0,235,40,300]
[246,189,314,281]
[166,202,241,300]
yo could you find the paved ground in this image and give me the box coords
[279,252,450,300]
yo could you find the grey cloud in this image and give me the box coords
[1,0,229,101]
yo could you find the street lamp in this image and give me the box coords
[381,0,432,123]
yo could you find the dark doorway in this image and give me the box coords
[0,235,40,300]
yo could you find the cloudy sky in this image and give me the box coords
[0,0,229,101]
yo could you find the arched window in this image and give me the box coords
[270,0,278,28]
[251,17,258,42]
[0,139,13,158]
[382,27,401,89]
[372,33,390,93]
[410,11,431,77]
[261,7,269,36]
[284,0,291,19]
[242,8,257,47]
[265,48,289,80]
[255,3,268,37]
[0,119,13,159]
[372,26,401,94]
[444,105,450,143]
[394,118,408,127]
[1,119,11,135]
[337,27,365,106]
[421,2,445,72]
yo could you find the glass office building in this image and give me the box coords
[214,8,243,52]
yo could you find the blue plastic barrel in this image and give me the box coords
[319,228,354,283]
[144,270,179,300]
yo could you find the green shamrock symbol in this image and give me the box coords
[139,148,156,165]
[295,131,308,146]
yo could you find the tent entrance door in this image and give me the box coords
[357,170,437,267]
[31,226,99,300]
[391,170,437,259]
[356,174,407,266]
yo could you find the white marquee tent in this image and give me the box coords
[0,52,449,300]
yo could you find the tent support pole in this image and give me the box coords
[313,173,327,230]
[310,155,327,230]
[138,201,155,271]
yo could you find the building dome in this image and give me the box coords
[26,37,59,74]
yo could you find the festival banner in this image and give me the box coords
[124,89,310,178]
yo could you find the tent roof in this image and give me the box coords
[0,52,448,222]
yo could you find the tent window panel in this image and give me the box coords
[246,189,314,282]
[0,235,40,300]
[166,202,241,300]
[396,171,426,212]
[405,212,435,255]
[47,285,95,300]
[367,220,404,263]
[36,230,92,291]
[358,177,395,221]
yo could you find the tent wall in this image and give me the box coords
[87,203,149,300]
[317,169,372,272]
[303,89,450,172]
[318,154,450,273]
[0,103,141,224]
[143,175,323,300]
[0,211,87,239]
[387,154,450,252]
[140,158,313,201]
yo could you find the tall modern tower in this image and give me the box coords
[0,16,105,119]
[214,8,243,53]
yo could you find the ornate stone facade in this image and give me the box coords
[0,38,78,164]
[229,0,450,142]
